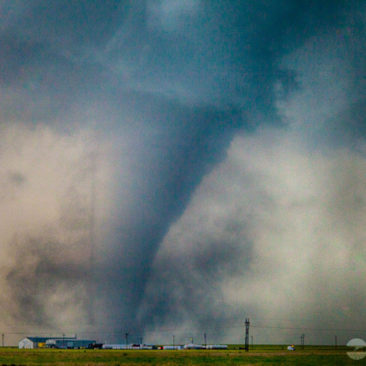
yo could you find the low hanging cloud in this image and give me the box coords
[0,124,115,331]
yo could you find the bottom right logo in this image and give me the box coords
[347,338,366,360]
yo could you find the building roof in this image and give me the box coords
[23,336,76,343]
[48,338,96,342]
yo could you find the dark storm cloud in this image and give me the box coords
[0,0,246,337]
[0,0,365,344]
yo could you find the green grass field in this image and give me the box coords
[0,346,364,365]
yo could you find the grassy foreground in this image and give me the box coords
[0,347,363,365]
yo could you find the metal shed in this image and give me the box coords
[46,338,96,349]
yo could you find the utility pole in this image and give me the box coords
[245,318,250,352]
[2,333,4,347]
[300,334,305,349]
[88,151,97,324]
[251,335,253,350]
[335,335,337,349]
[125,332,129,345]
[173,335,175,347]
[204,333,207,347]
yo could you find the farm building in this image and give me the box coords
[102,344,153,350]
[163,345,184,350]
[19,337,61,349]
[18,336,94,349]
[46,338,96,349]
[205,345,228,349]
[183,343,205,349]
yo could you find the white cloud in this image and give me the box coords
[0,123,116,332]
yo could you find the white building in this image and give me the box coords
[19,337,57,349]
[183,343,205,349]
[102,344,153,350]
[205,345,228,349]
[163,345,184,350]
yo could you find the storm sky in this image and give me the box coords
[0,1,365,345]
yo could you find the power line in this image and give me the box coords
[251,324,366,332]
[4,325,366,334]
[3,322,366,339]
